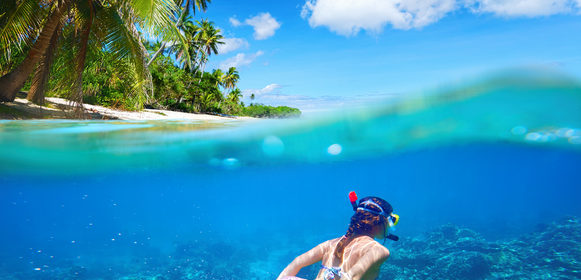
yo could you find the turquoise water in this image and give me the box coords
[1,72,581,279]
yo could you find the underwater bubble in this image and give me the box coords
[511,126,527,135]
[222,158,240,169]
[327,144,342,155]
[34,268,41,271]
[569,136,581,145]
[262,136,284,157]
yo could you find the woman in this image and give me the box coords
[277,192,399,280]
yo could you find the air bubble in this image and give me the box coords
[327,144,342,155]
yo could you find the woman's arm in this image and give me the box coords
[276,241,328,280]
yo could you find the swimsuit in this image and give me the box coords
[321,265,352,280]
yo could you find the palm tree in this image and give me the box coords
[194,19,223,82]
[222,67,239,94]
[227,88,242,104]
[147,0,211,67]
[173,16,200,72]
[211,69,224,88]
[0,0,188,105]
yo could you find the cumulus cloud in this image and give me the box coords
[230,13,281,40]
[244,84,283,97]
[301,0,456,35]
[219,51,264,70]
[301,0,581,36]
[229,17,242,27]
[468,0,579,17]
[218,38,249,55]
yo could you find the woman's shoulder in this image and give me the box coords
[319,237,341,250]
[352,236,390,258]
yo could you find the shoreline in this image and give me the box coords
[0,97,256,121]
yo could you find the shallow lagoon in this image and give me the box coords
[1,73,580,279]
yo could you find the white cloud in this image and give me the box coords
[301,0,456,35]
[245,13,281,40]
[244,84,282,97]
[301,0,581,36]
[468,0,579,17]
[218,38,249,55]
[230,13,281,40]
[219,51,264,70]
[229,17,242,27]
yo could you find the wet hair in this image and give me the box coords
[333,196,393,262]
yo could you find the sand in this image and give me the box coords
[1,97,255,121]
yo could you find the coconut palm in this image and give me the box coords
[222,67,239,94]
[227,88,242,104]
[0,0,189,106]
[211,68,224,88]
[194,19,223,82]
[173,16,200,72]
[147,0,211,67]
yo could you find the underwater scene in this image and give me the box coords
[1,73,581,279]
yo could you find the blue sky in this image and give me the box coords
[196,0,581,112]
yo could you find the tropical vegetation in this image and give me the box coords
[0,0,300,118]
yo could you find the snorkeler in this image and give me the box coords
[277,191,399,280]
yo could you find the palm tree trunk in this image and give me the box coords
[28,21,62,105]
[0,2,68,102]
[72,1,94,114]
[146,42,166,67]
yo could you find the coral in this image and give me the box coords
[381,217,581,280]
[1,217,579,279]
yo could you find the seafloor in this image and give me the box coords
[1,217,579,280]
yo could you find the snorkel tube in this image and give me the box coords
[349,191,358,211]
[349,191,399,242]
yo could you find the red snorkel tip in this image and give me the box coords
[349,191,358,211]
[349,191,358,204]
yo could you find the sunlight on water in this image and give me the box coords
[1,71,580,173]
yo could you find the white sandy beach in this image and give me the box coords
[2,97,255,121]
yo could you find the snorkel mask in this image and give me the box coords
[349,191,400,243]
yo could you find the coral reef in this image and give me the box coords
[1,217,579,279]
[381,217,581,279]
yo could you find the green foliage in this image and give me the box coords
[242,104,301,118]
[0,0,300,118]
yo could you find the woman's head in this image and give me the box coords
[333,196,394,262]
[349,196,393,236]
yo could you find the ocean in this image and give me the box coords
[1,72,580,279]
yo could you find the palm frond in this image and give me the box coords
[126,0,193,70]
[0,0,47,61]
[95,5,151,102]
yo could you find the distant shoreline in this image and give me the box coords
[0,97,256,121]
